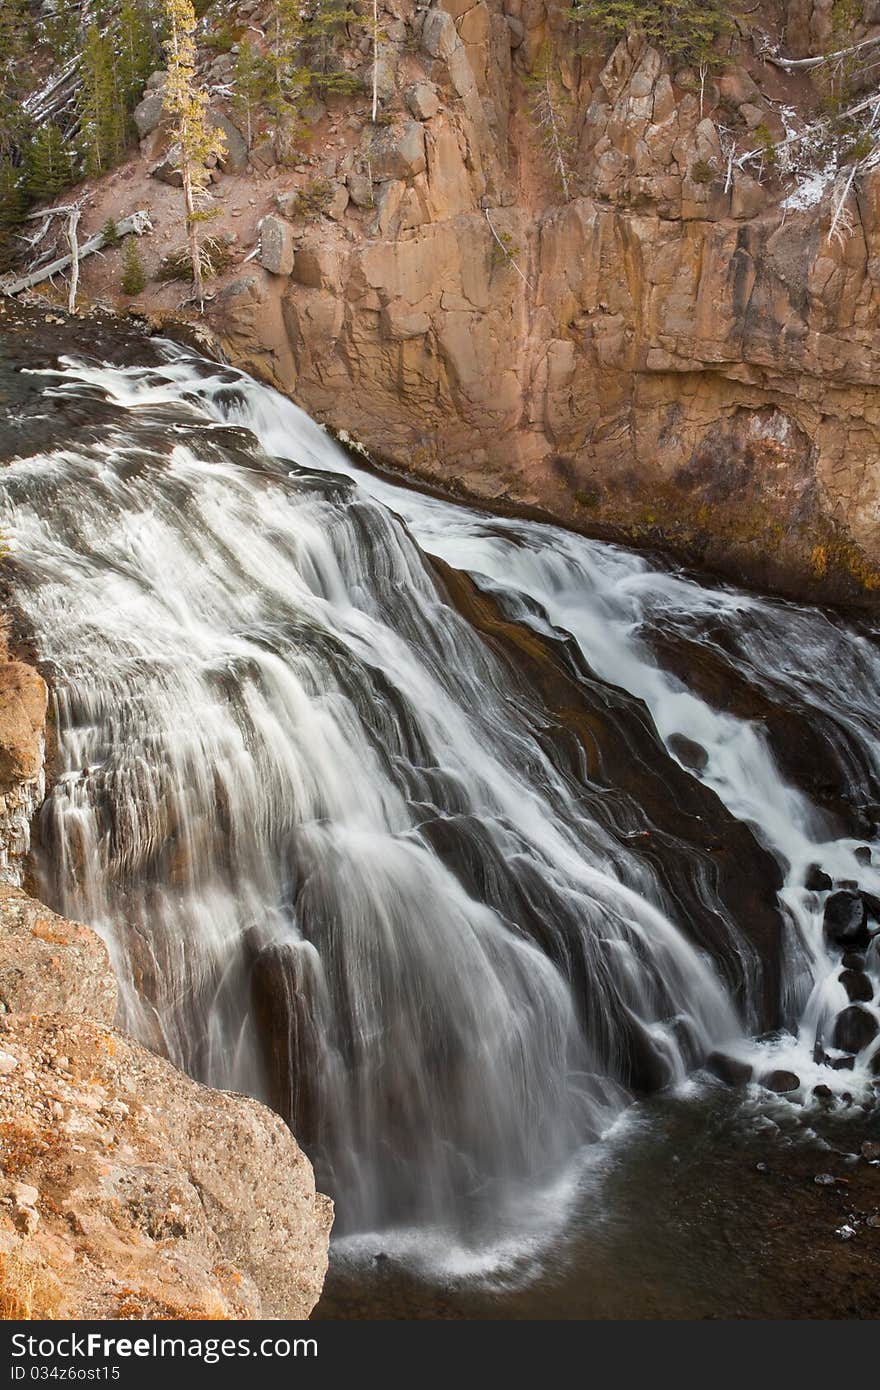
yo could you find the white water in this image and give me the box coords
[1,344,878,1247]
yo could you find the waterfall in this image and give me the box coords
[0,341,877,1248]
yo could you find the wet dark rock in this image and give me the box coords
[667,733,709,772]
[805,864,833,892]
[861,890,880,920]
[840,969,873,1003]
[841,951,866,970]
[832,1005,879,1054]
[762,1069,801,1094]
[828,1053,856,1071]
[862,1140,880,1161]
[706,1050,752,1086]
[855,846,873,866]
[838,879,859,890]
[812,1084,833,1101]
[823,891,869,948]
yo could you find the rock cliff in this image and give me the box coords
[39,1,880,603]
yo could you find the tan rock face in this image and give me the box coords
[203,2,880,605]
[0,661,46,788]
[0,657,47,885]
[0,1013,332,1319]
[0,885,117,1022]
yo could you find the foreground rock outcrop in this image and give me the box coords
[0,1011,332,1319]
[0,884,117,1021]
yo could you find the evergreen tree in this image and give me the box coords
[570,0,730,70]
[0,0,32,158]
[233,40,271,149]
[161,0,226,307]
[120,234,146,293]
[0,157,25,272]
[43,0,83,67]
[268,0,360,121]
[25,124,77,201]
[118,0,162,111]
[79,24,127,175]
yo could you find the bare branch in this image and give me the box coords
[1,211,152,297]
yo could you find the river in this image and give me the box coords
[0,316,877,1317]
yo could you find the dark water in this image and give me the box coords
[318,1087,880,1320]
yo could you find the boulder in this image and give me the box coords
[326,182,350,220]
[832,1004,879,1054]
[0,885,116,1022]
[421,8,458,60]
[706,1050,752,1086]
[347,170,374,208]
[805,863,833,892]
[367,121,426,181]
[0,1013,332,1318]
[149,145,183,187]
[248,138,275,172]
[133,90,165,140]
[761,1069,801,1094]
[211,113,248,175]
[259,215,295,276]
[667,732,709,773]
[823,890,869,948]
[841,951,865,970]
[367,55,396,103]
[855,845,873,865]
[405,82,440,121]
[840,968,873,1003]
[718,69,760,107]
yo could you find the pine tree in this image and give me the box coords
[0,156,25,272]
[25,124,77,201]
[233,40,271,149]
[268,0,360,120]
[570,1,730,70]
[79,24,127,175]
[120,234,146,293]
[161,0,226,307]
[0,0,32,158]
[118,0,162,112]
[43,0,83,67]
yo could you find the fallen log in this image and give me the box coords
[0,210,152,297]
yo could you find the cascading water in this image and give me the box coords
[0,338,877,1255]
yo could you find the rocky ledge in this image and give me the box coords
[0,648,332,1320]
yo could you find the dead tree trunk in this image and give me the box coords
[1,210,152,297]
[66,205,82,313]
